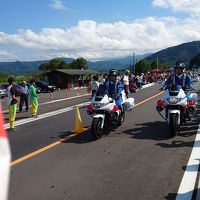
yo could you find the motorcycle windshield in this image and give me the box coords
[168,85,181,96]
[95,86,106,101]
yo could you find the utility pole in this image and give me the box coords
[156,55,158,83]
[133,53,135,74]
[156,55,158,70]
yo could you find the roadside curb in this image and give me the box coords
[141,83,156,89]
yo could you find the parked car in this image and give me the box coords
[35,81,56,92]
[0,85,7,98]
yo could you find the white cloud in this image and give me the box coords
[1,15,200,61]
[152,0,200,15]
[152,0,168,8]
[0,50,20,61]
[49,0,67,10]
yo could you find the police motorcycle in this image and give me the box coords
[156,85,197,137]
[87,90,134,139]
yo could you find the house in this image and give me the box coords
[46,69,101,88]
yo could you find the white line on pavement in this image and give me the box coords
[176,124,200,200]
[141,83,155,89]
[39,93,90,106]
[2,83,156,113]
[2,93,90,114]
[4,82,155,129]
[4,101,90,129]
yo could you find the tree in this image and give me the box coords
[71,58,88,69]
[150,60,168,70]
[39,58,70,72]
[0,73,8,83]
[135,59,150,73]
[150,60,157,70]
[189,53,200,68]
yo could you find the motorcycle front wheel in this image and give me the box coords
[91,118,104,139]
[169,113,178,137]
[117,112,125,126]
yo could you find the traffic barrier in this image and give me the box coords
[77,87,80,96]
[73,107,86,134]
[87,83,91,94]
[50,92,53,101]
[66,88,69,99]
[0,108,11,200]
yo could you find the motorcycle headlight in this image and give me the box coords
[167,98,180,104]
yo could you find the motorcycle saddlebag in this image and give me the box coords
[124,97,135,111]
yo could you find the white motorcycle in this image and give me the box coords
[156,85,197,137]
[87,91,134,139]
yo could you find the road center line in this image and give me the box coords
[11,133,77,167]
[134,91,164,107]
[11,90,164,167]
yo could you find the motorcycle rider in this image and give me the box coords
[98,69,124,111]
[161,61,193,120]
[162,61,192,91]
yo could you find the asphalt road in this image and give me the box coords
[6,83,200,200]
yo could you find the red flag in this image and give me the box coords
[0,108,11,200]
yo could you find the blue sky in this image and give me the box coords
[0,0,200,61]
[0,0,186,33]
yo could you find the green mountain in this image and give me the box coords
[0,58,74,75]
[145,40,200,67]
[0,60,45,75]
[0,55,150,75]
[88,53,151,71]
[1,41,200,75]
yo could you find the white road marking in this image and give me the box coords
[2,93,90,114]
[4,82,155,129]
[176,124,200,200]
[2,83,155,113]
[4,101,90,129]
[141,83,155,89]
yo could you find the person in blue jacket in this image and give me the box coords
[163,61,192,90]
[98,69,124,110]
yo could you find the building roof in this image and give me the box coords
[51,69,101,75]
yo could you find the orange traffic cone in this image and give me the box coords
[73,107,86,134]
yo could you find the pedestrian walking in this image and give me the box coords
[19,81,29,112]
[29,80,38,118]
[7,76,18,131]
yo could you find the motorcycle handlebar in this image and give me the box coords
[159,87,196,92]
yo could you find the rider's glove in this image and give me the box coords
[159,87,165,91]
[111,94,117,99]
